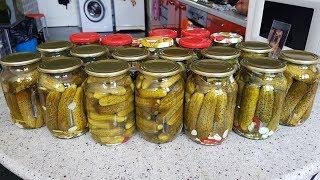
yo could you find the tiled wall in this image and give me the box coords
[16,0,39,14]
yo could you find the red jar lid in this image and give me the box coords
[101,34,133,46]
[179,36,212,49]
[149,29,178,39]
[182,28,211,38]
[69,32,100,44]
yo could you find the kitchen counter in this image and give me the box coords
[179,0,247,27]
[1,90,320,180]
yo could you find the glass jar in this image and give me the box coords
[37,41,73,59]
[210,32,243,47]
[69,32,101,46]
[101,34,133,55]
[179,36,212,59]
[38,57,87,139]
[236,41,272,59]
[112,47,150,80]
[135,60,183,143]
[84,59,135,145]
[234,57,287,140]
[0,52,44,129]
[278,50,319,126]
[140,36,174,59]
[185,60,237,145]
[70,45,108,64]
[201,46,241,68]
[181,28,210,38]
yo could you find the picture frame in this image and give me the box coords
[268,20,291,57]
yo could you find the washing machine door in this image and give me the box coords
[84,0,105,22]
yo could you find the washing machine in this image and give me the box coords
[79,0,113,32]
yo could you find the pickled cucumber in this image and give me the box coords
[214,91,228,137]
[88,119,114,130]
[185,92,204,131]
[135,96,160,109]
[92,134,125,144]
[3,92,22,122]
[142,76,157,89]
[72,86,87,131]
[98,96,134,114]
[39,74,65,92]
[165,105,183,126]
[287,64,317,84]
[57,85,77,131]
[186,77,196,94]
[8,70,39,93]
[137,88,167,98]
[255,85,274,124]
[99,93,131,106]
[88,112,127,123]
[225,83,238,131]
[157,100,183,123]
[91,127,124,137]
[267,91,285,131]
[136,117,163,134]
[45,91,61,130]
[160,74,181,89]
[158,90,184,111]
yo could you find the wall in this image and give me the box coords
[16,0,39,14]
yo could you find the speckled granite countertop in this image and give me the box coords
[0,91,320,180]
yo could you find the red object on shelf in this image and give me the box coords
[26,13,45,19]
[181,28,211,38]
[207,14,246,37]
[179,36,212,49]
[149,28,178,39]
[69,32,101,45]
[101,34,133,46]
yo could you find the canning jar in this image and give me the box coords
[101,34,133,54]
[201,46,241,68]
[236,41,272,59]
[210,32,243,47]
[112,47,150,79]
[234,57,287,140]
[0,52,44,129]
[69,32,101,45]
[278,50,319,126]
[135,60,183,143]
[70,45,108,64]
[37,41,73,59]
[185,60,237,145]
[181,28,210,38]
[84,60,135,145]
[179,36,212,59]
[38,57,87,139]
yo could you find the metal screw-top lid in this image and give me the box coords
[0,52,41,66]
[38,57,83,74]
[201,46,241,60]
[241,57,286,74]
[70,45,108,58]
[85,59,130,77]
[112,47,150,62]
[159,47,194,62]
[190,59,235,77]
[236,41,272,53]
[139,59,181,77]
[37,41,73,52]
[278,50,319,65]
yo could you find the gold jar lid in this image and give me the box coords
[139,59,181,77]
[112,47,149,62]
[241,57,286,73]
[236,41,272,53]
[190,59,235,77]
[85,59,130,77]
[159,47,193,62]
[37,41,73,53]
[201,46,241,60]
[70,45,108,58]
[0,52,41,66]
[279,50,319,65]
[38,57,83,73]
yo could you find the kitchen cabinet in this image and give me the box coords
[207,14,246,37]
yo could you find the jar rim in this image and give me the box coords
[241,57,287,74]
[201,46,241,60]
[0,52,41,66]
[70,45,108,58]
[85,59,130,77]
[236,41,272,53]
[159,47,194,62]
[279,50,319,65]
[112,47,150,62]
[37,41,73,53]
[139,59,181,77]
[190,59,236,77]
[38,57,83,74]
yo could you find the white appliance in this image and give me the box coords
[246,0,320,55]
[113,0,145,31]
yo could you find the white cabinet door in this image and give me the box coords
[114,0,145,31]
[37,0,80,27]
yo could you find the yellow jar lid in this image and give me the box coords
[140,37,174,48]
[279,50,319,65]
[236,41,272,53]
[112,47,150,62]
[190,59,235,77]
[70,45,108,58]
[38,57,83,73]
[159,47,193,62]
[241,57,286,74]
[85,59,130,77]
[139,59,181,77]
[37,41,73,52]
[0,52,41,66]
[201,46,241,60]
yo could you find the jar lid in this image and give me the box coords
[201,46,240,60]
[182,28,210,38]
[85,59,129,77]
[159,47,193,62]
[210,32,243,44]
[279,50,319,65]
[140,37,174,48]
[70,45,108,58]
[69,32,100,44]
[241,57,286,74]
[100,34,133,46]
[236,41,272,53]
[38,57,83,74]
[139,59,181,77]
[179,36,212,49]
[149,28,178,39]
[112,47,149,62]
[0,52,41,66]
[37,41,73,52]
[190,59,235,77]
